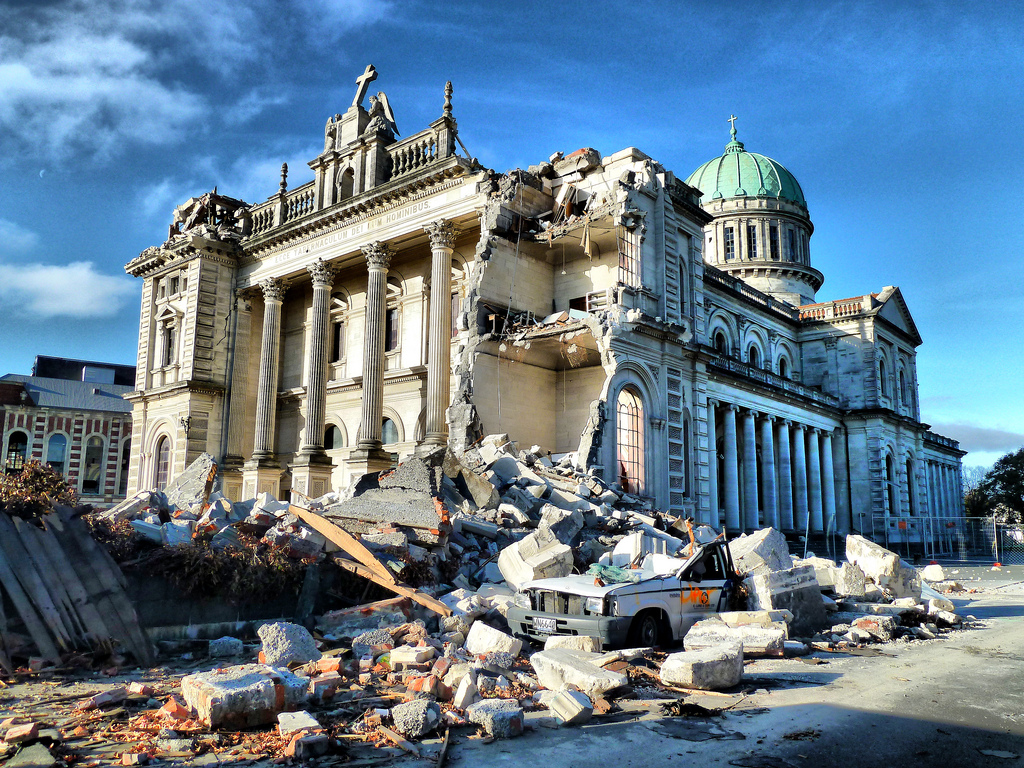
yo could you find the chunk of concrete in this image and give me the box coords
[793,556,837,589]
[728,528,792,576]
[277,710,320,736]
[660,642,744,690]
[538,505,585,543]
[833,561,867,598]
[684,620,785,656]
[181,664,309,728]
[209,637,244,658]
[544,635,601,653]
[746,565,826,637]
[162,452,217,510]
[390,698,441,739]
[529,648,628,699]
[718,610,793,628]
[549,689,593,726]
[497,526,574,590]
[851,615,898,642]
[257,622,322,666]
[464,622,522,658]
[845,535,921,599]
[921,564,946,582]
[465,699,524,738]
[927,597,955,615]
[452,674,479,709]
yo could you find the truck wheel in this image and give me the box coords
[629,612,664,647]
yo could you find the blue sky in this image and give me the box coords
[0,0,1021,470]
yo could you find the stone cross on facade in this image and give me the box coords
[352,64,378,108]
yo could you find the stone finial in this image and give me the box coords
[260,277,288,302]
[425,218,459,250]
[443,81,453,119]
[307,258,337,287]
[280,163,288,193]
[361,241,395,270]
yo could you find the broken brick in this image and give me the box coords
[5,723,39,744]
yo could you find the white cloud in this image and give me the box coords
[0,260,136,318]
[0,219,40,256]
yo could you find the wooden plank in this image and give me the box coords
[34,515,114,647]
[0,515,72,649]
[330,555,451,617]
[0,544,61,662]
[12,517,83,643]
[289,505,398,584]
[45,507,154,666]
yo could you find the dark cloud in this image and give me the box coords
[928,423,1024,454]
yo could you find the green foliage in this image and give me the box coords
[974,447,1024,522]
[0,460,78,518]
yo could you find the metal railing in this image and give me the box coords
[855,514,1024,564]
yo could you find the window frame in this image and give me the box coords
[615,386,646,496]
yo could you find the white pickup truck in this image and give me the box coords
[506,539,739,648]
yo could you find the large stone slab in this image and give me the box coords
[323,487,449,546]
[529,648,628,699]
[728,528,792,576]
[746,565,826,637]
[538,505,584,543]
[833,561,867,598]
[549,689,593,725]
[793,556,838,589]
[181,664,309,728]
[465,699,524,738]
[464,621,523,658]
[660,642,743,690]
[684,619,786,656]
[845,535,921,599]
[497,526,573,590]
[163,452,217,511]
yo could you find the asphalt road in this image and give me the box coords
[448,568,1024,768]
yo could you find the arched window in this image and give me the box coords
[748,345,761,369]
[905,458,916,515]
[338,168,355,200]
[155,436,171,489]
[683,418,691,496]
[778,356,790,379]
[118,440,130,497]
[879,359,889,397]
[885,453,898,516]
[82,436,104,495]
[5,431,28,474]
[382,418,399,445]
[324,424,345,450]
[713,330,728,354]
[46,434,68,475]
[616,387,646,495]
[899,370,908,407]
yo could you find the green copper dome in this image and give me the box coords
[685,122,807,208]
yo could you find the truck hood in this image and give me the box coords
[519,574,639,598]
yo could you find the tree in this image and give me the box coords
[962,465,991,517]
[976,447,1024,524]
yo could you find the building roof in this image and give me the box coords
[685,124,807,208]
[0,374,133,413]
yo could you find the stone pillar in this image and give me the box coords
[741,409,759,532]
[242,278,287,498]
[792,424,809,533]
[707,400,718,527]
[722,405,741,531]
[821,431,837,534]
[807,428,823,533]
[348,241,396,476]
[760,415,778,529]
[422,219,459,448]
[777,420,794,531]
[292,259,337,501]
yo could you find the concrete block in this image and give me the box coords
[851,615,898,641]
[718,610,793,628]
[927,597,955,615]
[793,556,837,588]
[460,518,500,539]
[934,610,961,627]
[390,645,435,669]
[161,520,193,546]
[465,699,524,738]
[209,637,244,658]
[549,689,593,725]
[529,648,628,699]
[660,642,744,690]
[544,635,601,653]
[464,622,522,658]
[129,520,163,543]
[846,536,921,598]
[277,710,320,736]
[308,672,344,703]
[728,528,792,576]
[836,602,908,617]
[921,564,946,582]
[538,505,585,543]
[746,565,826,637]
[497,526,574,590]
[285,732,329,760]
[391,698,441,738]
[684,620,785,656]
[257,622,322,666]
[181,664,309,728]
[163,452,217,510]
[833,561,867,598]
[452,674,479,709]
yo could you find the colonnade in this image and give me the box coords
[242,219,459,496]
[707,400,837,534]
[926,459,963,519]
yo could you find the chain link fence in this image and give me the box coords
[854,514,1024,564]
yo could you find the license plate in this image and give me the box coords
[533,617,557,634]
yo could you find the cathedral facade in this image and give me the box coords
[124,68,964,551]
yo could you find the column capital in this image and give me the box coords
[746,409,760,419]
[724,403,739,412]
[260,277,288,302]
[761,412,776,423]
[362,241,395,270]
[793,421,806,432]
[307,258,337,288]
[425,218,460,250]
[707,397,719,408]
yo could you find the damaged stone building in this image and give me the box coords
[124,67,964,549]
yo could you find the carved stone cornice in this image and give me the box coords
[307,258,337,288]
[362,241,395,270]
[260,277,288,302]
[425,218,460,250]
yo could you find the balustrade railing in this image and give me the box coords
[798,297,867,321]
[284,183,316,223]
[388,132,440,179]
[250,203,275,236]
[706,349,836,406]
[703,265,798,321]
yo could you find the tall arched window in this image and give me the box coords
[778,356,790,379]
[899,370,908,407]
[82,436,104,495]
[382,418,400,445]
[879,359,889,397]
[905,458,916,516]
[118,440,130,496]
[5,431,28,474]
[46,434,68,475]
[713,330,728,354]
[324,424,345,450]
[616,387,646,495]
[885,453,898,516]
[748,345,761,369]
[155,436,171,489]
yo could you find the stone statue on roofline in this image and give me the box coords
[364,91,400,138]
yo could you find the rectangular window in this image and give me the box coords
[169,276,179,295]
[788,229,797,261]
[617,226,642,288]
[385,308,399,352]
[330,320,344,363]
[158,280,166,299]
[747,225,757,259]
[770,225,779,260]
[724,227,735,259]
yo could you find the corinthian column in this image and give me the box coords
[422,219,459,447]
[821,431,837,534]
[707,400,718,527]
[351,242,395,473]
[722,405,740,530]
[742,409,759,532]
[807,427,823,533]
[301,259,336,453]
[760,414,778,529]
[777,420,794,530]
[253,278,287,458]
[792,423,809,532]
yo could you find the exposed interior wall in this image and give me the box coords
[477,240,554,318]
[472,352,556,452]
[555,364,605,454]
